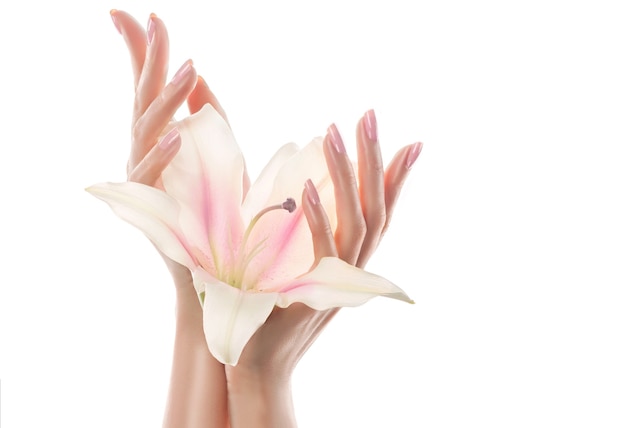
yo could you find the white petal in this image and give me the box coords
[263,138,333,217]
[162,104,246,272]
[241,142,299,223]
[86,182,195,269]
[193,268,279,366]
[275,257,413,309]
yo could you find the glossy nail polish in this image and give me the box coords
[305,179,320,205]
[147,14,156,45]
[171,60,193,85]
[110,10,121,34]
[406,142,423,169]
[363,109,378,142]
[327,124,345,154]
[158,128,181,150]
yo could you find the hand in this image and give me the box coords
[225,112,422,428]
[110,10,231,427]
[111,10,243,288]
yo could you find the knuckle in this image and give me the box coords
[366,207,386,232]
[352,218,367,242]
[313,223,334,240]
[131,119,145,144]
[370,162,385,176]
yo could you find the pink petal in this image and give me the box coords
[162,105,246,275]
[240,138,338,290]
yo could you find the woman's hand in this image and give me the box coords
[111,10,244,287]
[225,112,422,428]
[110,11,232,427]
[111,10,197,287]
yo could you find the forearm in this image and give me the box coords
[162,285,229,428]
[226,367,297,428]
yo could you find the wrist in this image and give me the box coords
[174,284,202,323]
[226,366,297,428]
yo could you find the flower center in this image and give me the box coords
[231,198,296,290]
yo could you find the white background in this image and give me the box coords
[1,1,625,427]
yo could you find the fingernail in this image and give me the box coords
[158,128,181,150]
[110,10,122,34]
[305,179,320,205]
[406,142,423,169]
[171,60,193,85]
[363,109,378,142]
[327,124,345,154]
[147,14,156,45]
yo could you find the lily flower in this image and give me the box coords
[87,105,413,365]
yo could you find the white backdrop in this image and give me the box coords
[1,1,625,427]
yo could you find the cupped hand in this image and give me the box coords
[226,112,422,378]
[224,114,421,427]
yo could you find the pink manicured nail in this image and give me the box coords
[110,10,122,34]
[363,109,377,142]
[305,179,320,206]
[147,14,156,45]
[158,128,181,150]
[327,124,345,154]
[406,142,423,169]
[171,60,193,85]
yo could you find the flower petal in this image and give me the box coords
[193,268,279,366]
[241,138,338,290]
[275,257,413,309]
[162,104,246,274]
[241,142,299,223]
[86,182,195,269]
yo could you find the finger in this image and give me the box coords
[382,142,423,234]
[133,14,170,125]
[130,60,197,170]
[355,110,386,268]
[292,180,338,338]
[129,128,182,186]
[110,10,147,88]
[302,179,338,264]
[187,76,230,124]
[323,124,366,265]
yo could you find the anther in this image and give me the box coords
[282,198,296,213]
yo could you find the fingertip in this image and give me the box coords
[157,127,181,151]
[110,9,122,34]
[363,109,377,142]
[327,123,346,154]
[304,179,320,206]
[406,142,423,169]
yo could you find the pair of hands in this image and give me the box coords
[111,9,421,421]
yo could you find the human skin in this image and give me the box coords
[110,10,422,428]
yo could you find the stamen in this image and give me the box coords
[243,198,297,243]
[233,198,297,289]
